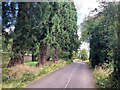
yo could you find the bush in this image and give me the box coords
[66,59,72,64]
[77,49,88,61]
[93,64,113,88]
[79,49,88,61]
[59,51,70,59]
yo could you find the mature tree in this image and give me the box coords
[81,2,120,85]
[34,2,51,66]
[58,2,80,60]
[50,2,79,62]
[2,2,80,67]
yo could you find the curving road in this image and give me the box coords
[26,62,96,88]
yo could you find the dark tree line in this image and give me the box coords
[81,2,120,87]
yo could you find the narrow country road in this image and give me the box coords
[26,62,96,88]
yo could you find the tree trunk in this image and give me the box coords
[6,39,24,68]
[7,56,24,68]
[36,43,47,67]
[69,51,72,59]
[54,47,58,64]
[32,50,36,61]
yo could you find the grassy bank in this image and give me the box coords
[93,64,120,88]
[2,60,72,88]
[24,61,38,66]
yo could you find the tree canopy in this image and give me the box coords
[81,1,120,84]
[2,2,80,67]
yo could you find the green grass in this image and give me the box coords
[24,61,37,66]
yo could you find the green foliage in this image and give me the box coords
[81,2,119,67]
[66,59,73,64]
[81,2,120,87]
[2,52,10,62]
[50,2,80,59]
[79,49,88,61]
[2,52,10,68]
[59,51,70,59]
[2,2,78,88]
[2,2,79,66]
[2,68,9,82]
[72,51,77,59]
[93,63,120,88]
[93,67,111,88]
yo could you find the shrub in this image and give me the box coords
[59,51,70,59]
[93,64,113,88]
[66,59,72,64]
[79,49,88,61]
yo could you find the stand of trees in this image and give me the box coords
[2,2,80,67]
[81,1,120,85]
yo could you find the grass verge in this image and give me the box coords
[92,63,120,88]
[2,59,72,88]
[24,61,37,66]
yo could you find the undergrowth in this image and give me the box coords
[93,63,120,88]
[2,59,70,88]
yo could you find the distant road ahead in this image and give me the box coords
[26,62,96,88]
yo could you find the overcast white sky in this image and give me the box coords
[74,0,120,25]
[74,0,99,52]
[74,0,99,25]
[74,0,120,52]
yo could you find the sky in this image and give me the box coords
[74,0,99,53]
[74,0,120,53]
[74,0,120,25]
[74,0,99,25]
